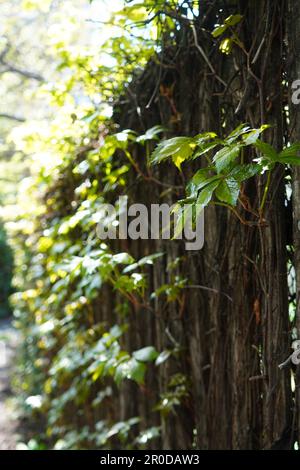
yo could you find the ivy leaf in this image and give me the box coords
[224,14,243,26]
[254,140,278,161]
[212,16,242,41]
[213,145,241,173]
[173,204,189,239]
[215,178,240,206]
[112,252,135,265]
[115,4,148,22]
[115,358,146,385]
[172,153,187,170]
[197,180,220,206]
[186,169,219,198]
[115,129,137,143]
[122,252,164,274]
[128,360,146,384]
[194,132,218,143]
[277,143,300,164]
[133,346,158,363]
[114,274,144,293]
[242,125,270,145]
[230,164,261,182]
[192,141,219,159]
[225,123,250,144]
[150,137,194,165]
[155,350,172,366]
[113,358,129,386]
[219,38,233,55]
[73,160,90,175]
[135,426,161,445]
[136,125,166,143]
[212,24,227,38]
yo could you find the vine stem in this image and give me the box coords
[212,201,260,226]
[259,170,271,215]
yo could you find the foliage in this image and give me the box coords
[150,124,300,229]
[0,221,13,317]
[7,1,190,449]
[4,0,300,452]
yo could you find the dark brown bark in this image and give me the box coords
[90,0,294,449]
[289,0,300,448]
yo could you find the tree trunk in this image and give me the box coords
[289,0,300,447]
[107,0,292,449]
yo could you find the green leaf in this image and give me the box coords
[242,125,270,145]
[115,129,137,143]
[213,145,241,173]
[212,24,228,38]
[155,350,172,366]
[172,153,187,170]
[197,180,220,206]
[150,137,194,165]
[277,143,300,164]
[192,141,219,159]
[129,360,146,384]
[135,426,161,445]
[215,178,240,206]
[112,252,135,265]
[278,156,300,165]
[225,124,250,144]
[194,132,218,143]
[114,357,130,386]
[279,143,300,157]
[136,125,166,143]
[173,205,186,239]
[116,358,147,385]
[254,140,278,161]
[230,164,261,182]
[224,14,243,26]
[116,4,148,22]
[176,204,198,239]
[133,346,158,363]
[219,38,233,55]
[114,274,144,293]
[212,16,242,42]
[114,354,147,385]
[123,252,164,274]
[109,325,124,339]
[186,169,219,198]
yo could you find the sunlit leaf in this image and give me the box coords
[224,14,243,26]
[133,346,158,363]
[254,140,278,161]
[212,24,227,38]
[215,178,240,206]
[213,145,241,173]
[155,350,171,366]
[150,137,194,165]
[229,164,261,182]
[136,125,166,143]
[219,38,233,54]
[277,143,300,164]
[197,179,220,206]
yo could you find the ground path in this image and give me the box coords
[0,317,20,449]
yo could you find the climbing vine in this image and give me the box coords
[8,0,299,451]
